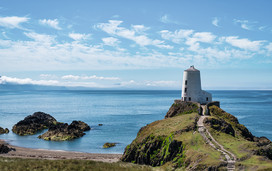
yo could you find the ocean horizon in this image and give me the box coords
[0,90,271,154]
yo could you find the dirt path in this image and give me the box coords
[197,108,236,171]
[0,140,122,163]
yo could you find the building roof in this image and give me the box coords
[185,65,199,72]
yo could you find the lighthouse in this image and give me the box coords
[181,66,212,104]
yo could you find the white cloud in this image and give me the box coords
[185,32,216,51]
[39,19,61,30]
[61,75,120,81]
[40,74,58,79]
[234,19,252,30]
[69,33,91,41]
[0,16,29,29]
[160,14,179,24]
[160,29,193,43]
[0,76,59,86]
[266,43,272,51]
[102,37,120,46]
[212,17,219,27]
[132,25,149,33]
[24,32,55,44]
[96,20,172,49]
[119,80,179,88]
[145,80,178,87]
[224,36,263,51]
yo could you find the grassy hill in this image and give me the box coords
[121,102,272,170]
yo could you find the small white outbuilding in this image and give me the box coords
[181,66,212,104]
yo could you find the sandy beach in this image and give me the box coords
[0,139,122,163]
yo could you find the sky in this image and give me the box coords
[0,0,272,90]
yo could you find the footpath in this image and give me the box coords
[197,106,236,171]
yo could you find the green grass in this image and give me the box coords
[131,112,224,169]
[0,157,154,171]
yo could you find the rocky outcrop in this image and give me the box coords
[12,112,57,135]
[0,144,15,154]
[121,134,183,167]
[204,117,235,136]
[103,143,117,148]
[165,101,199,118]
[0,127,9,134]
[254,137,272,160]
[208,105,254,141]
[38,121,90,141]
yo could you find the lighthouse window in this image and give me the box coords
[185,88,187,93]
[189,97,191,101]
[185,80,187,85]
[184,97,187,101]
[206,97,209,101]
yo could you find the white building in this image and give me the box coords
[181,66,212,104]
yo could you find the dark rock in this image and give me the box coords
[205,101,220,115]
[12,112,57,135]
[121,134,184,167]
[70,121,90,131]
[38,121,90,141]
[254,136,272,147]
[165,101,199,118]
[236,124,254,141]
[0,144,15,154]
[0,127,9,134]
[204,117,235,136]
[103,142,117,148]
[256,144,272,160]
[98,124,103,126]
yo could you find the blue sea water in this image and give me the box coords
[0,90,271,154]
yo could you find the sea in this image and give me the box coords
[0,90,271,154]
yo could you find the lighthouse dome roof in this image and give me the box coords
[185,65,199,72]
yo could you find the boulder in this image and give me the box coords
[103,142,117,148]
[0,144,15,154]
[0,127,9,134]
[38,121,90,141]
[12,112,57,135]
[70,121,90,131]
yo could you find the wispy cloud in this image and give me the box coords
[160,14,179,24]
[233,19,253,30]
[24,32,55,44]
[160,29,193,43]
[61,75,120,81]
[212,17,219,27]
[223,36,264,51]
[102,37,120,46]
[69,33,91,41]
[39,19,61,30]
[96,20,173,49]
[0,16,29,29]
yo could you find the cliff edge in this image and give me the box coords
[121,101,272,170]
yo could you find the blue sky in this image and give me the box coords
[0,0,272,89]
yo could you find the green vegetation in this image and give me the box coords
[122,112,224,169]
[0,157,153,171]
[103,142,117,148]
[122,103,272,170]
[206,105,272,170]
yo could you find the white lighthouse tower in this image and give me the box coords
[181,66,212,104]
